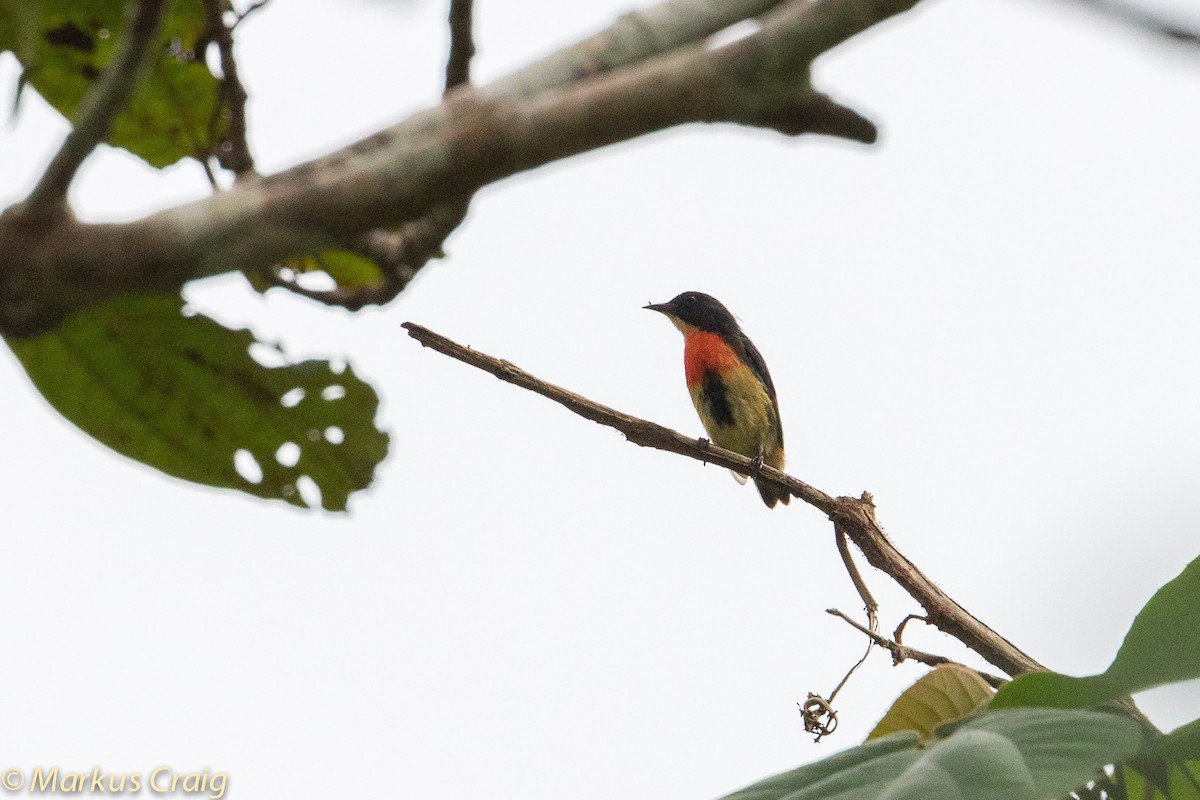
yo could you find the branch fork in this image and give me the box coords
[1,0,918,338]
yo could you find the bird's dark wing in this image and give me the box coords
[735,333,784,443]
[734,334,777,401]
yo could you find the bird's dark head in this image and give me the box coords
[644,291,739,335]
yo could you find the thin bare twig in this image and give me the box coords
[824,627,874,702]
[805,614,874,741]
[199,157,220,190]
[204,0,256,175]
[445,0,476,92]
[401,322,1042,679]
[801,523,881,735]
[893,613,926,644]
[23,0,169,217]
[403,322,840,508]
[835,523,878,617]
[233,0,271,28]
[827,608,1007,688]
[1065,0,1200,47]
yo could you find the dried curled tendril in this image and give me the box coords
[800,693,838,741]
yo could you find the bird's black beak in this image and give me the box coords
[644,302,671,315]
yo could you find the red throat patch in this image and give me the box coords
[683,330,741,387]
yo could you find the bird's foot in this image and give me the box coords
[749,453,765,479]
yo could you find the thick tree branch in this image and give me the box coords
[401,321,1042,679]
[484,0,794,99]
[285,0,797,309]
[0,0,918,338]
[22,0,169,217]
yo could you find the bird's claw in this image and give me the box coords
[749,453,765,479]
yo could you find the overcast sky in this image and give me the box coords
[2,0,1199,798]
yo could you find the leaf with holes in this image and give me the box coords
[6,294,389,511]
[721,708,1143,800]
[867,664,994,741]
[1,0,228,168]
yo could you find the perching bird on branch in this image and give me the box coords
[645,292,789,508]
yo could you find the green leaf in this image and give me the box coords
[1120,722,1200,799]
[288,250,386,290]
[1151,720,1200,764]
[721,708,1143,800]
[720,732,924,800]
[1113,759,1200,800]
[1,0,227,168]
[246,250,388,296]
[992,556,1200,710]
[6,294,389,511]
[868,664,994,741]
[0,0,41,64]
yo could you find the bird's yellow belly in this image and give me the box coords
[689,362,784,468]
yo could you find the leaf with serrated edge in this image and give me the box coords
[7,294,389,511]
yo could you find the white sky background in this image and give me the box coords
[2,0,1199,797]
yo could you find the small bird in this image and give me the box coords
[645,291,789,508]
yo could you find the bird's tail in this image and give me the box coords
[754,477,791,509]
